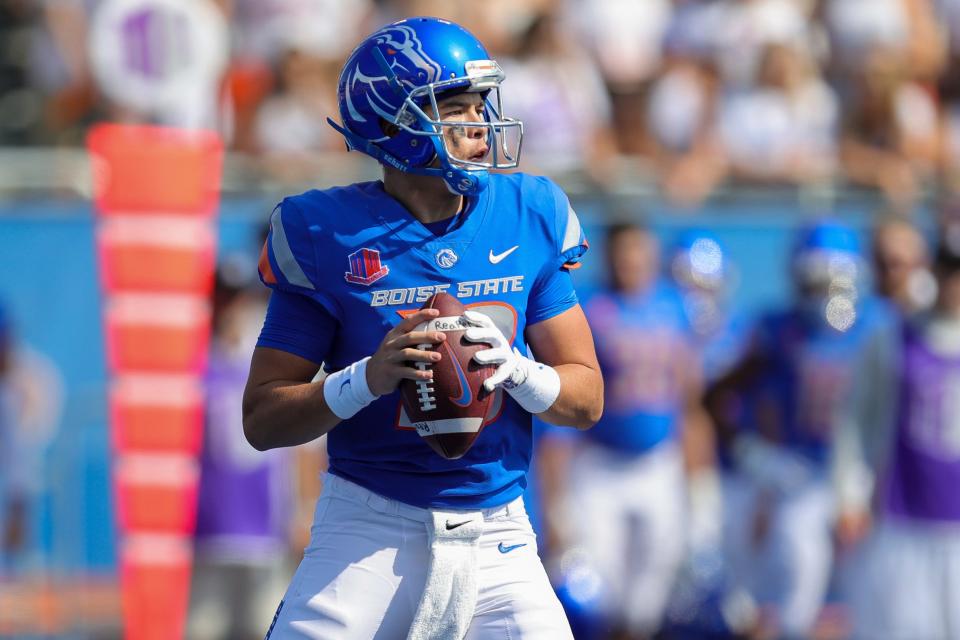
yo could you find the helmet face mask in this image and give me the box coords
[400,77,522,170]
[329,18,523,195]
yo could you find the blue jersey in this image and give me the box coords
[582,280,696,454]
[749,297,896,463]
[256,174,588,509]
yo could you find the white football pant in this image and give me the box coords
[564,440,685,634]
[723,471,835,638]
[851,518,960,640]
[265,473,573,639]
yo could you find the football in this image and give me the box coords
[399,292,496,459]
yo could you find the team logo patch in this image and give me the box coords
[345,248,390,286]
[435,248,458,269]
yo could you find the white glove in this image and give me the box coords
[462,310,560,414]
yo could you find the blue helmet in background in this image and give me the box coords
[670,229,728,292]
[792,219,862,288]
[328,17,523,196]
[791,219,863,331]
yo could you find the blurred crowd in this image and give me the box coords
[3,0,960,207]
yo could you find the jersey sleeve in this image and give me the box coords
[549,179,589,271]
[525,178,589,325]
[256,289,338,365]
[257,197,342,321]
[527,268,578,325]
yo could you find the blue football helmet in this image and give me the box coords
[670,229,728,293]
[792,219,862,288]
[327,17,523,196]
[792,219,863,331]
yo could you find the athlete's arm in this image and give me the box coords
[832,322,898,546]
[679,347,715,474]
[524,304,603,430]
[243,308,445,450]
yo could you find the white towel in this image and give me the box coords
[407,509,484,640]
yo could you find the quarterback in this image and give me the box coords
[242,16,603,639]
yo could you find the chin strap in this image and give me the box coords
[327,117,487,196]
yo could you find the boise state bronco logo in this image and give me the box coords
[344,25,443,124]
[345,248,390,285]
[435,248,458,269]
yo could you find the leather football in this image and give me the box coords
[399,292,496,459]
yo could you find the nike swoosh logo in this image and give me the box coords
[498,542,527,554]
[446,342,473,408]
[445,519,474,531]
[489,245,519,264]
[339,379,351,396]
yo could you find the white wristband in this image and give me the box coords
[504,357,561,415]
[323,356,379,420]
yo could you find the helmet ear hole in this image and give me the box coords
[379,120,400,138]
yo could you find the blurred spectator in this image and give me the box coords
[820,0,945,83]
[871,214,935,315]
[187,259,321,640]
[253,48,341,182]
[935,0,960,186]
[710,0,813,89]
[543,222,708,638]
[705,220,892,639]
[840,46,941,208]
[838,217,960,639]
[718,42,839,186]
[224,0,374,150]
[646,53,728,207]
[227,0,374,65]
[503,11,617,183]
[563,0,673,154]
[0,1,44,144]
[382,0,550,54]
[0,300,64,575]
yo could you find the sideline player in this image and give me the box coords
[662,230,759,638]
[705,220,893,639]
[242,17,603,639]
[839,223,960,639]
[543,222,707,638]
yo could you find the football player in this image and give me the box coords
[242,17,603,639]
[705,220,895,639]
[663,230,759,638]
[839,219,960,639]
[543,222,706,638]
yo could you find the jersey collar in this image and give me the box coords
[367,179,492,253]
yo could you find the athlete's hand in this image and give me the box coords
[366,308,446,397]
[463,310,524,392]
[835,508,872,549]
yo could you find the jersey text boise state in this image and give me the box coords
[370,276,525,307]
